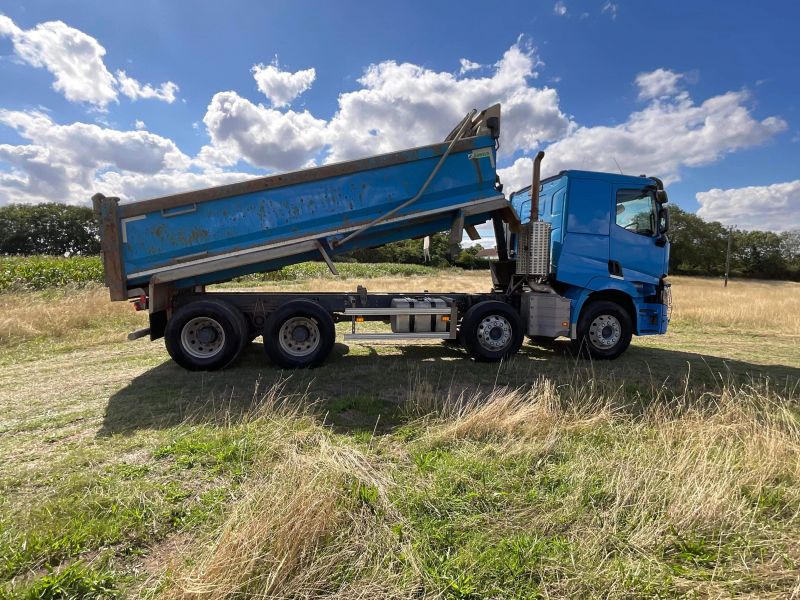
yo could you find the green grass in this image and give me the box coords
[0,255,104,292]
[0,560,118,600]
[0,254,439,293]
[0,271,798,598]
[234,260,439,282]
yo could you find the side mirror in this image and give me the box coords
[656,189,668,204]
[658,206,670,234]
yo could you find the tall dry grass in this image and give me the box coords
[164,386,416,600]
[670,276,800,334]
[160,374,800,598]
[411,376,800,595]
[0,285,145,347]
[168,439,413,600]
[224,270,491,294]
[3,272,798,347]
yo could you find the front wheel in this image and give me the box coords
[263,300,335,368]
[572,300,632,360]
[461,301,524,362]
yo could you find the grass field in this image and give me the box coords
[1,269,798,598]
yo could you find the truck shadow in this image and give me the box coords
[98,340,799,437]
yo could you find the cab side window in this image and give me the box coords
[616,189,657,236]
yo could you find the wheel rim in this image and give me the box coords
[588,314,621,349]
[278,316,321,358]
[476,314,512,351]
[181,317,226,359]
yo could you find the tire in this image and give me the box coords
[461,300,524,362]
[263,300,335,368]
[571,300,632,360]
[165,299,248,371]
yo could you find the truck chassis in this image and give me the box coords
[153,287,540,370]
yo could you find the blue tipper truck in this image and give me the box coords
[93,104,671,370]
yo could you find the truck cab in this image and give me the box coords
[507,169,671,357]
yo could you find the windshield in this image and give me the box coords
[616,189,657,236]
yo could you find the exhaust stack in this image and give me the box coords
[530,151,545,222]
[517,150,551,278]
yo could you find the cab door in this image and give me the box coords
[609,187,664,282]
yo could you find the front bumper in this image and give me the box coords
[639,278,671,335]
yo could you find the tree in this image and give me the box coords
[732,230,788,279]
[0,203,100,255]
[667,206,728,275]
[779,230,800,279]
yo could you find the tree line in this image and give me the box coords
[668,206,799,280]
[0,203,100,256]
[341,232,489,269]
[1,202,797,280]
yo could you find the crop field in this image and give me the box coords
[0,265,799,598]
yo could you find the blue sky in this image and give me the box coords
[0,0,798,235]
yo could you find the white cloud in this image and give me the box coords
[553,2,568,16]
[696,180,800,232]
[0,16,116,108]
[199,91,328,172]
[251,61,316,107]
[602,1,618,19]
[0,109,211,204]
[0,14,178,109]
[636,68,683,100]
[198,39,569,173]
[134,119,146,130]
[116,70,179,103]
[0,38,572,208]
[496,158,535,196]
[0,142,74,199]
[499,83,787,192]
[1,110,189,173]
[95,169,253,202]
[0,39,790,241]
[459,58,481,75]
[323,40,569,163]
[0,14,19,36]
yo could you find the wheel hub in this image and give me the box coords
[181,317,226,359]
[588,314,621,349]
[476,315,512,351]
[196,326,218,344]
[291,325,310,342]
[279,317,321,357]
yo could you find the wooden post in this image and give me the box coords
[724,226,733,287]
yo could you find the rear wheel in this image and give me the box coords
[165,299,247,371]
[461,301,524,362]
[572,300,632,360]
[263,300,335,368]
